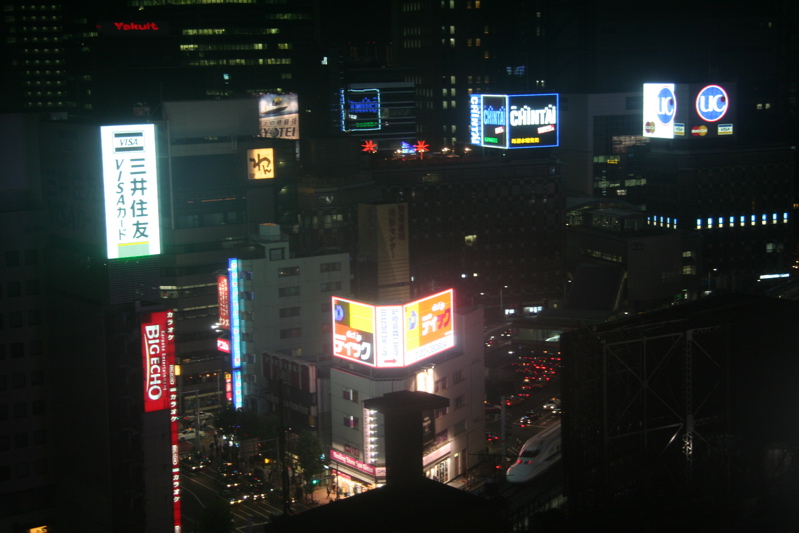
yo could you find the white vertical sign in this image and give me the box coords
[101,124,161,259]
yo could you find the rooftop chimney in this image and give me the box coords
[363,390,449,487]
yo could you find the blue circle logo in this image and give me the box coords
[695,85,728,122]
[334,304,345,322]
[656,87,676,124]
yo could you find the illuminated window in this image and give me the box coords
[342,388,358,402]
[278,266,300,277]
[343,416,359,429]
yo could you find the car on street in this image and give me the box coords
[485,431,500,443]
[504,395,526,407]
[240,473,272,501]
[512,416,539,428]
[180,451,211,471]
[220,488,245,505]
[542,398,561,410]
[178,428,207,441]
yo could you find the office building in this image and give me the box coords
[329,301,484,493]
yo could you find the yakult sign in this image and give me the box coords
[141,310,175,412]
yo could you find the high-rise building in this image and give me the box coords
[0,0,325,124]
[0,114,53,533]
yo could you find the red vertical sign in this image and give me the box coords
[141,310,181,531]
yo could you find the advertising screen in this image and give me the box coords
[332,290,455,368]
[481,95,508,148]
[333,297,377,366]
[101,124,161,259]
[473,94,559,149]
[229,258,241,369]
[403,289,454,365]
[247,148,275,180]
[141,310,175,413]
[643,82,736,140]
[259,93,299,139]
[340,88,381,132]
[217,274,230,329]
[643,83,676,139]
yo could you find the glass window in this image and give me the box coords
[320,281,341,292]
[9,312,22,328]
[343,416,359,429]
[5,251,19,267]
[7,281,21,297]
[278,286,300,297]
[320,262,341,273]
[25,279,40,295]
[279,307,301,318]
[279,327,301,339]
[12,373,26,389]
[278,266,300,277]
[24,249,38,265]
[269,248,285,260]
[13,401,27,417]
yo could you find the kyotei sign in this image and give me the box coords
[141,310,175,413]
[101,124,161,259]
[259,93,299,139]
[471,94,559,149]
[332,289,455,368]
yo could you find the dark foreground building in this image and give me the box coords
[561,293,799,531]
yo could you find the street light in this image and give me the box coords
[500,285,508,318]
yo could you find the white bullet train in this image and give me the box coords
[505,421,562,484]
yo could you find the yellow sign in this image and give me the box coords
[247,148,275,179]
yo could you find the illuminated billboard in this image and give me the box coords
[247,148,275,179]
[404,289,454,365]
[259,93,299,139]
[101,124,161,259]
[469,94,559,149]
[217,274,230,329]
[333,297,378,366]
[340,88,381,132]
[643,82,736,140]
[229,258,241,369]
[332,289,455,368]
[643,83,676,139]
[141,310,175,413]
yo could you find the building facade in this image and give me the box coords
[329,305,485,494]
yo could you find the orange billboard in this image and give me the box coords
[332,290,455,368]
[404,289,454,365]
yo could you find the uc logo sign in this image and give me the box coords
[656,87,676,124]
[696,85,728,122]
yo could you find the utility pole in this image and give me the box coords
[277,378,291,515]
